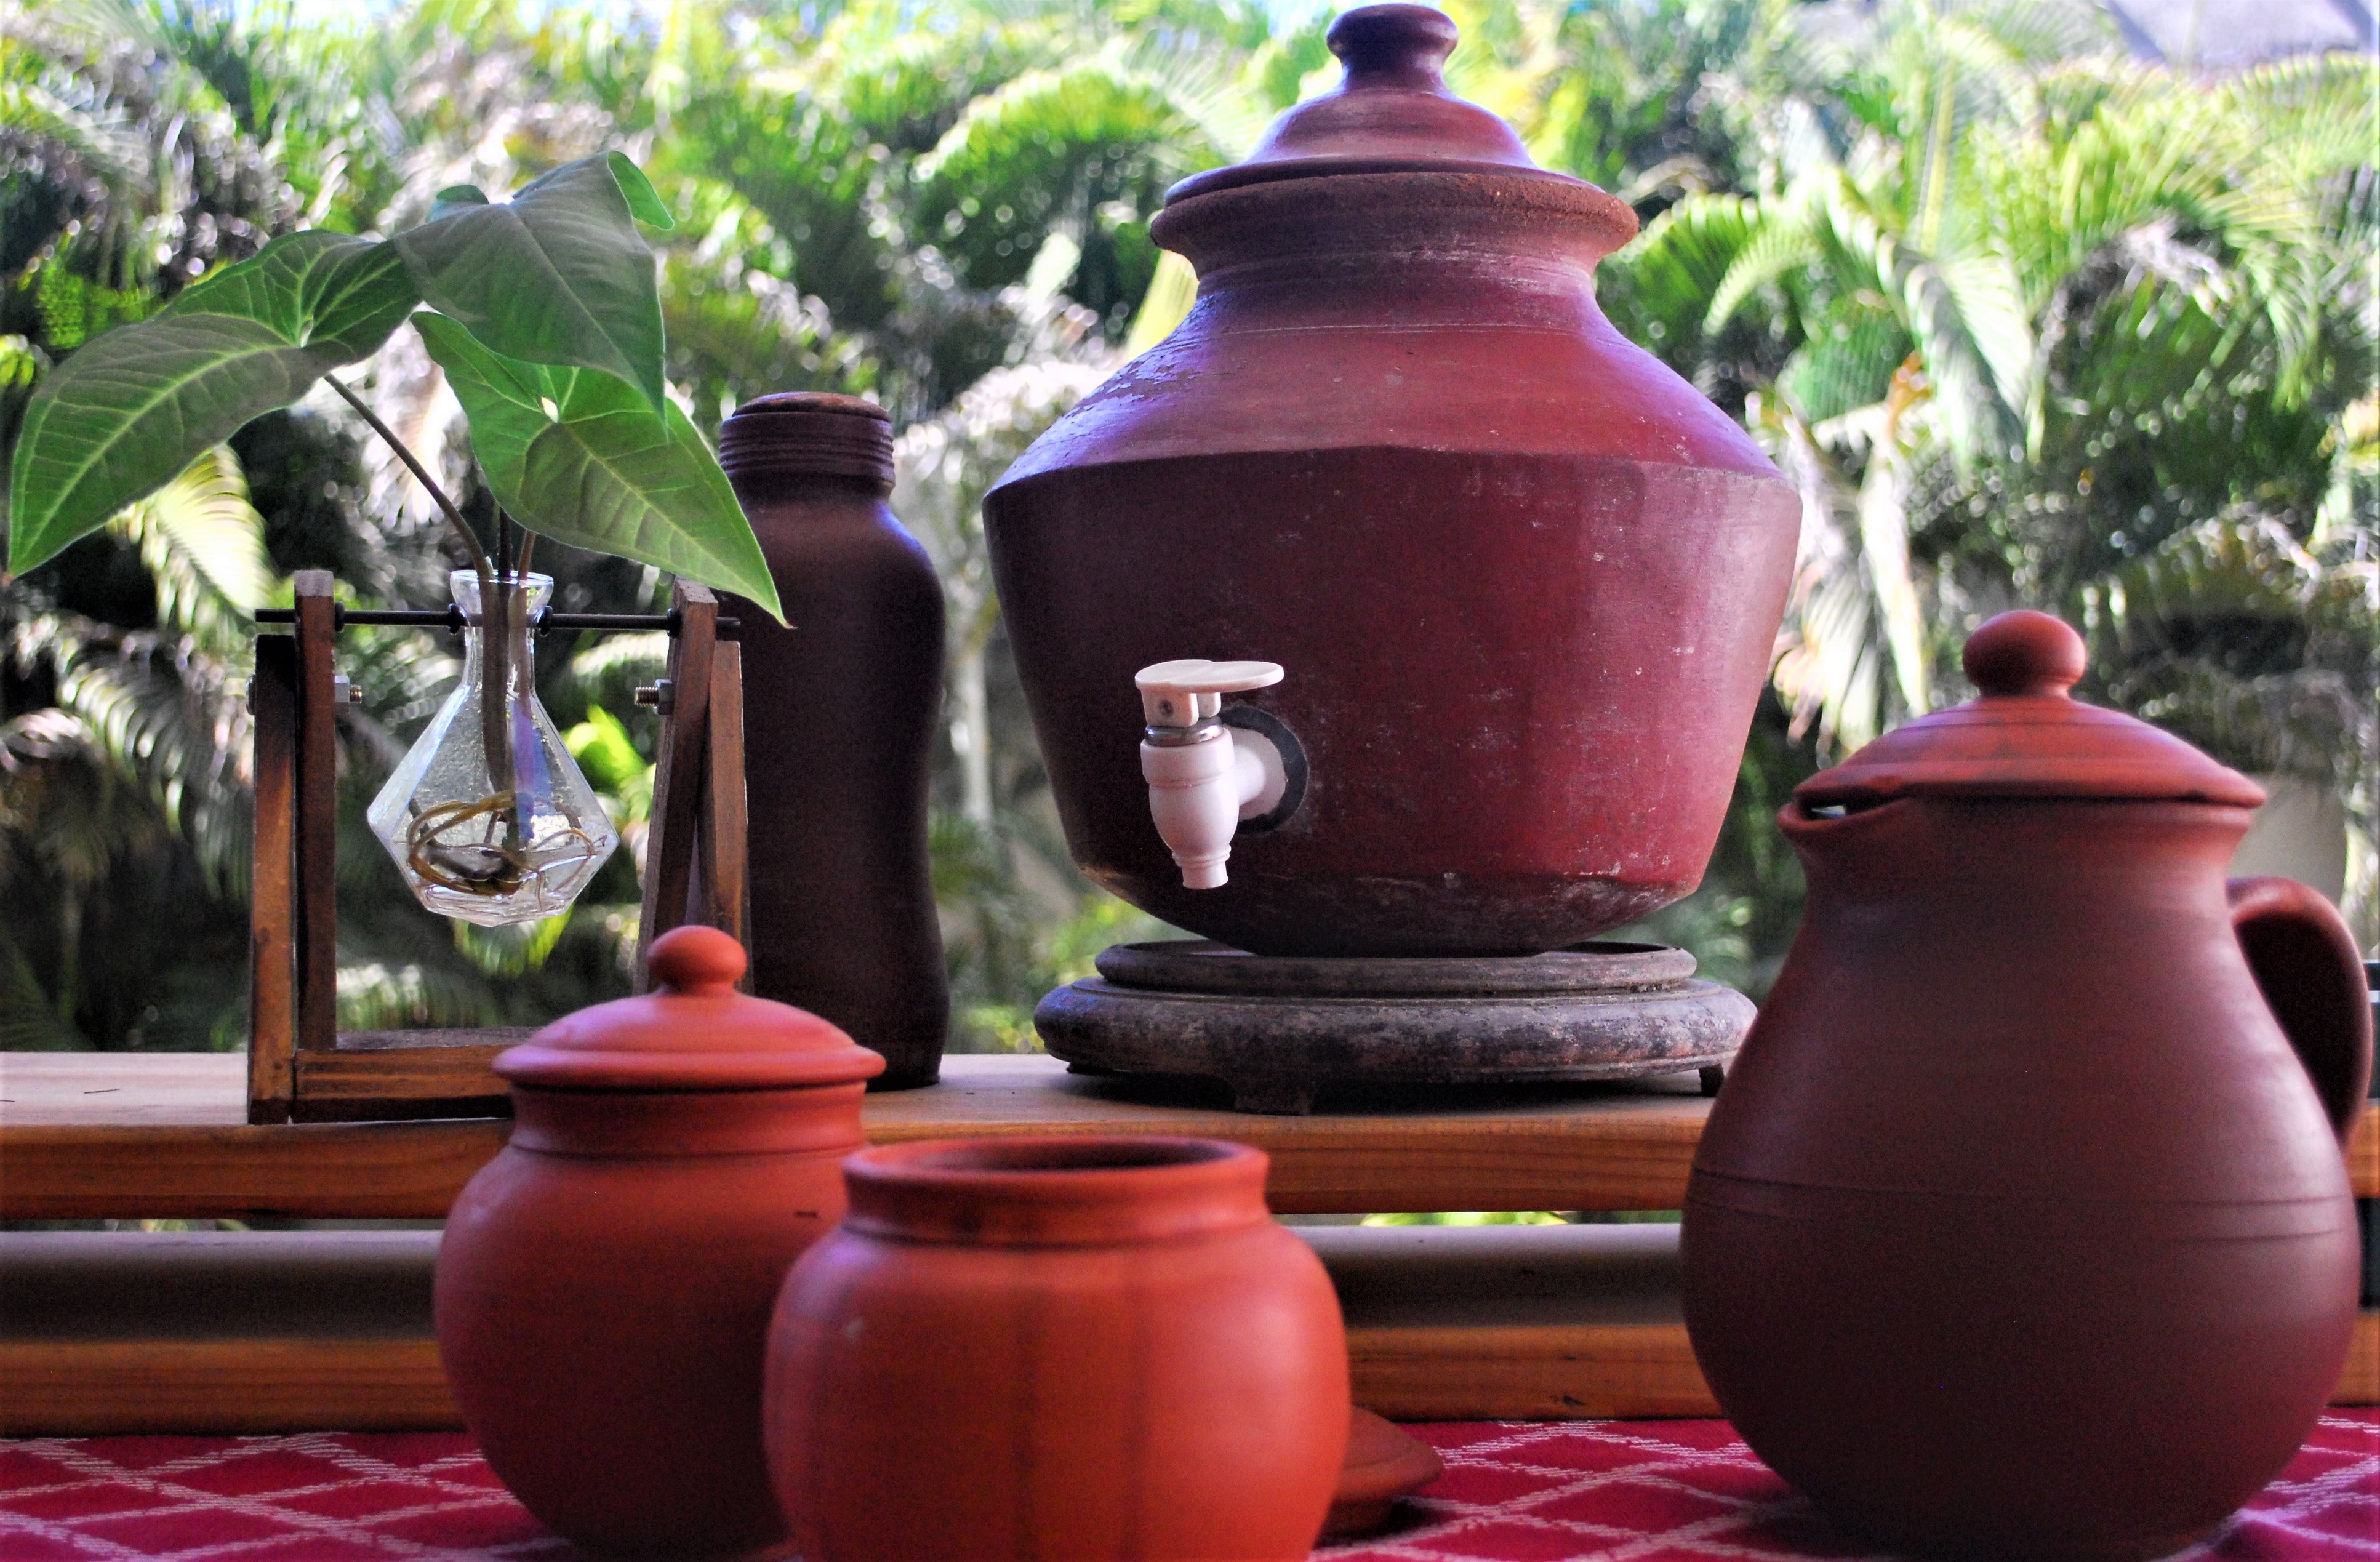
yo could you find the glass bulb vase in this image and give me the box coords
[368,571,619,926]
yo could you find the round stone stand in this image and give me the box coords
[1033,940,1754,1115]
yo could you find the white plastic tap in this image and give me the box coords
[1136,659,1288,890]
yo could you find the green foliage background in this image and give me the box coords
[0,0,2371,1056]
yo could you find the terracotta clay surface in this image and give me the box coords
[1325,1406,1448,1538]
[718,393,948,1087]
[436,927,883,1560]
[982,4,1799,957]
[1681,611,2374,1561]
[764,1135,1349,1561]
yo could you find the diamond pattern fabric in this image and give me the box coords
[1,1415,2371,1560]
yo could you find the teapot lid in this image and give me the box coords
[496,925,886,1092]
[1164,4,1581,202]
[1795,612,2265,809]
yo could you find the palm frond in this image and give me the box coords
[12,611,252,887]
[0,918,88,1050]
[106,444,273,655]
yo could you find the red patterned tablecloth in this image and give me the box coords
[2,1415,2372,1560]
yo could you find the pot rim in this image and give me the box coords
[841,1134,1273,1247]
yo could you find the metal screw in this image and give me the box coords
[635,680,675,713]
[333,676,362,706]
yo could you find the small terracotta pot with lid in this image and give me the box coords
[1682,611,2373,1561]
[764,1135,1350,1561]
[436,924,884,1561]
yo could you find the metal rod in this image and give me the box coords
[254,606,739,637]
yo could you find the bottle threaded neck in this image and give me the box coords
[719,393,896,489]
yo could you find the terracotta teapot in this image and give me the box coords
[436,925,884,1560]
[1681,611,2373,1561]
[982,3,1798,956]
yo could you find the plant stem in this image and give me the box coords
[322,373,495,582]
[325,372,515,847]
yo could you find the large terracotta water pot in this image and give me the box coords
[764,1136,1349,1560]
[1681,612,2374,1561]
[982,4,1800,957]
[436,926,884,1560]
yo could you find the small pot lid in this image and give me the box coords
[1164,4,1573,202]
[497,925,885,1092]
[1795,611,2265,809]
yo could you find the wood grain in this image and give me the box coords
[703,638,750,975]
[2352,1105,2376,1206]
[246,638,298,1126]
[0,1339,456,1435]
[1350,1322,1715,1420]
[290,1047,513,1122]
[0,1230,2369,1434]
[0,1117,513,1220]
[6,1053,2375,1218]
[636,582,716,985]
[2340,1307,2380,1406]
[2,1315,2363,1436]
[292,572,340,1057]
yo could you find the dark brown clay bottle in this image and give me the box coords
[719,393,949,1087]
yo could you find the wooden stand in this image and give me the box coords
[245,572,747,1124]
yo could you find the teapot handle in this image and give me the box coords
[2227,877,2374,1151]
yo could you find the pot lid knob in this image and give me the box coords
[1332,2,1459,89]
[1793,610,2264,809]
[647,923,747,990]
[1208,3,1536,180]
[494,924,885,1091]
[1963,610,2086,699]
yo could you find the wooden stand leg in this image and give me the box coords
[247,639,298,1126]
[636,583,747,989]
[246,571,752,1114]
[292,572,340,1055]
[702,640,750,987]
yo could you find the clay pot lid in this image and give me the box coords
[1323,1407,1445,1538]
[1165,5,1598,204]
[496,926,886,1092]
[1796,611,2265,810]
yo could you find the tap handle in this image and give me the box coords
[1136,659,1284,727]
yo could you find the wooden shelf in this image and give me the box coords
[1,1052,1720,1220]
[2,1227,2370,1435]
[6,1052,2374,1221]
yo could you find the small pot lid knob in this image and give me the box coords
[1331,3,1459,90]
[1963,610,2087,700]
[1168,2,1552,198]
[647,924,746,991]
[495,923,884,1092]
[1793,609,2264,809]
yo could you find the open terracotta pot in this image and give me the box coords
[764,1135,1350,1561]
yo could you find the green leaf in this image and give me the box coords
[8,231,415,575]
[412,313,785,623]
[396,153,670,412]
[603,151,675,231]
[430,185,490,222]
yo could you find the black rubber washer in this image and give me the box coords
[1219,703,1307,835]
